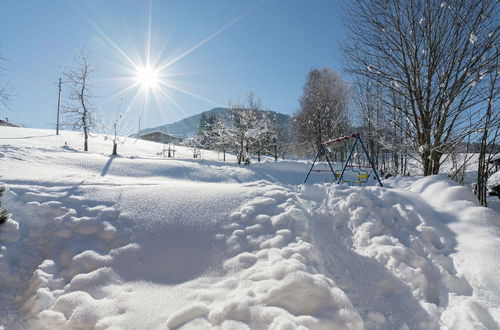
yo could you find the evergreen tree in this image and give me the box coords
[198,113,209,136]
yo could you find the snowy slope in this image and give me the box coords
[0,127,499,329]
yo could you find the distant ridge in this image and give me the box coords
[137,107,291,139]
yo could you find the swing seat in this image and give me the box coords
[335,171,353,185]
[351,172,370,186]
[358,173,370,180]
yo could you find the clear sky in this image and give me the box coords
[0,0,348,131]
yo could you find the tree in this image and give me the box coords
[260,113,279,161]
[198,113,209,136]
[211,114,231,161]
[249,111,270,162]
[253,112,287,162]
[355,77,414,175]
[276,120,293,160]
[198,113,218,149]
[294,68,350,157]
[476,56,499,206]
[230,92,261,164]
[344,0,499,175]
[62,49,97,152]
[109,98,129,156]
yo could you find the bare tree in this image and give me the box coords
[476,56,499,206]
[62,49,97,151]
[344,0,499,175]
[294,68,350,158]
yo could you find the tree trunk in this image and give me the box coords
[238,137,244,165]
[112,142,117,156]
[84,126,88,152]
[430,151,442,175]
[422,149,432,176]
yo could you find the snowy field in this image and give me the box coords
[1,126,499,329]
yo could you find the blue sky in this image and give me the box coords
[0,0,348,130]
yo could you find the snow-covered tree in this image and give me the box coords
[210,114,231,161]
[198,113,218,149]
[276,120,293,160]
[198,113,209,134]
[294,68,350,158]
[260,113,279,161]
[252,112,287,162]
[344,0,499,175]
[230,92,261,165]
[247,111,271,162]
[62,48,98,152]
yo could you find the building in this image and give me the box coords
[139,131,182,144]
[490,154,500,167]
[0,118,18,127]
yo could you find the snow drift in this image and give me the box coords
[0,127,499,329]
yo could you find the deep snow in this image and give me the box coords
[0,126,499,329]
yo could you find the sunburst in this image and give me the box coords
[80,1,259,125]
[135,65,160,90]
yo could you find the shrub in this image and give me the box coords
[0,186,8,225]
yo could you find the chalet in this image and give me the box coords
[139,131,182,144]
[0,118,18,127]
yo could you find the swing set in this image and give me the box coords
[304,133,383,187]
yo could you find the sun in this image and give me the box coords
[93,1,257,119]
[135,66,159,90]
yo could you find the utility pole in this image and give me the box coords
[138,116,141,138]
[56,78,62,135]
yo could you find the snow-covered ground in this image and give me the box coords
[0,126,499,329]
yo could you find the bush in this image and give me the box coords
[0,186,8,225]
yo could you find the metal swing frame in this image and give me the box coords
[304,133,383,187]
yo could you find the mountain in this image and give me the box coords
[137,107,292,139]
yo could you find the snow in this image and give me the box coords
[488,170,500,189]
[469,33,478,45]
[1,126,499,329]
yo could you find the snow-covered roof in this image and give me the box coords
[490,153,500,163]
[139,130,183,139]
